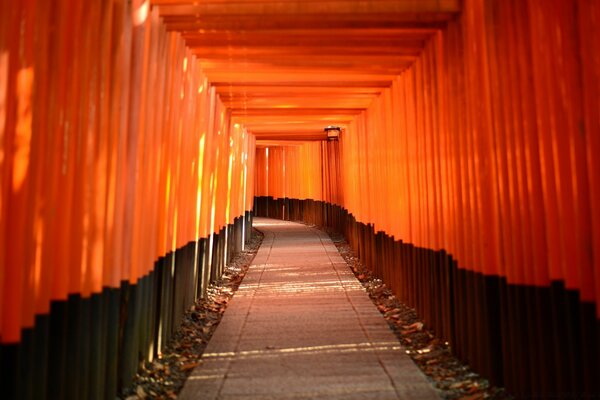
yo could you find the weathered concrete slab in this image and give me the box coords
[180,218,439,400]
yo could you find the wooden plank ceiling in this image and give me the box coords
[152,0,460,143]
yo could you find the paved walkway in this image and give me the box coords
[180,218,439,399]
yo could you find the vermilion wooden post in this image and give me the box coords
[252,0,598,396]
[1,0,599,398]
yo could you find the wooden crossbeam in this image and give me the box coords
[149,0,460,142]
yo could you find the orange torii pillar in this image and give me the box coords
[0,0,256,398]
[253,0,600,397]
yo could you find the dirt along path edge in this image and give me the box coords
[120,230,264,400]
[321,226,513,400]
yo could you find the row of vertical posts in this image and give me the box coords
[0,0,256,398]
[253,1,600,396]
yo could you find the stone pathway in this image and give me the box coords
[179,218,439,399]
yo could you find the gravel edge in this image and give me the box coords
[121,221,513,400]
[320,226,513,400]
[120,229,264,400]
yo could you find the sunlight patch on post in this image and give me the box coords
[132,0,149,26]
[12,67,34,193]
[0,51,8,170]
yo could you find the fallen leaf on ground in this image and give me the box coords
[403,322,424,332]
[450,380,471,390]
[136,385,147,399]
[180,362,200,371]
[384,308,401,316]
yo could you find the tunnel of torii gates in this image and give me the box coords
[0,0,599,398]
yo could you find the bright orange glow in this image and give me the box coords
[255,143,329,202]
[226,151,233,222]
[0,51,7,168]
[209,171,216,235]
[12,68,34,193]
[0,2,596,398]
[0,52,7,266]
[133,0,149,26]
[32,217,44,308]
[0,0,257,350]
[252,0,600,320]
[195,134,206,239]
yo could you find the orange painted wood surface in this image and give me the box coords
[253,0,600,318]
[1,0,598,346]
[0,0,255,344]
